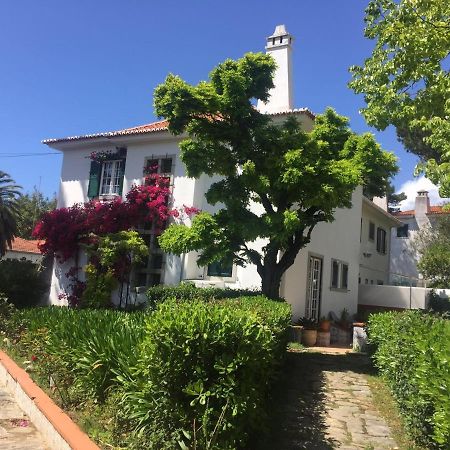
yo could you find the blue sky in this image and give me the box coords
[0,0,426,201]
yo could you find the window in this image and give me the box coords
[331,260,339,288]
[145,157,173,176]
[368,222,375,241]
[397,224,409,238]
[133,156,175,288]
[330,259,349,290]
[207,260,233,278]
[87,149,126,199]
[376,227,387,254]
[100,160,122,196]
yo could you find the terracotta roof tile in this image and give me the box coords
[42,108,315,145]
[393,209,415,216]
[393,205,449,217]
[10,237,42,254]
[428,205,448,215]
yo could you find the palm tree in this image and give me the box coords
[0,171,21,257]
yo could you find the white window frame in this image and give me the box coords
[99,160,122,196]
[133,156,175,288]
[330,259,349,291]
[204,261,236,281]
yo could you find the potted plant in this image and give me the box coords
[319,315,331,332]
[297,317,318,346]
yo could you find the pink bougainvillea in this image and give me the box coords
[33,174,197,262]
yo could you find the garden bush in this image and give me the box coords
[427,289,450,315]
[0,259,47,307]
[367,311,450,448]
[122,295,291,449]
[145,282,262,310]
[16,307,146,401]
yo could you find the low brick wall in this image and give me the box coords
[0,350,99,450]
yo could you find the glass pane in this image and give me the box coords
[151,254,163,270]
[207,260,233,277]
[161,158,173,174]
[341,264,348,289]
[331,260,339,288]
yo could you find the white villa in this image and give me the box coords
[43,25,400,320]
[390,190,449,286]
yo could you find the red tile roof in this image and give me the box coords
[10,237,42,254]
[393,205,449,217]
[428,205,448,215]
[42,108,315,145]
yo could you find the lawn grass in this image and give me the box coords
[367,374,426,450]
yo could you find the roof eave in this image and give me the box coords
[363,196,402,226]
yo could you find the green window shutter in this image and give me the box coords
[118,159,126,195]
[87,160,102,199]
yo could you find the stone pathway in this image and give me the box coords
[0,384,49,450]
[263,349,398,449]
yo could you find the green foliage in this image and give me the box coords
[80,265,118,308]
[15,307,147,401]
[122,296,291,449]
[428,289,450,314]
[367,311,450,447]
[81,230,148,308]
[0,171,21,257]
[15,188,56,239]
[0,259,46,308]
[145,282,262,310]
[349,0,450,196]
[415,215,450,288]
[155,53,398,298]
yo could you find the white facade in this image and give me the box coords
[390,191,449,285]
[43,25,372,321]
[359,197,400,286]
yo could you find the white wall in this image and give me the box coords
[282,187,363,321]
[390,216,421,281]
[359,284,450,310]
[359,201,395,285]
[2,251,43,264]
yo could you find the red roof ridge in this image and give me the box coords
[393,204,449,217]
[42,108,315,145]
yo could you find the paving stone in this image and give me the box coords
[0,384,49,449]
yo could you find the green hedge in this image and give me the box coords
[0,259,47,308]
[146,283,263,310]
[122,296,291,449]
[367,311,450,448]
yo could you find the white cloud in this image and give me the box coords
[397,176,449,211]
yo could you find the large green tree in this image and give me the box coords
[0,171,21,257]
[16,188,56,239]
[349,0,450,196]
[155,53,398,299]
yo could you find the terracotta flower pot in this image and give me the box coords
[302,329,317,347]
[319,320,331,332]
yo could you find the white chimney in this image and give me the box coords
[257,25,294,114]
[415,190,431,228]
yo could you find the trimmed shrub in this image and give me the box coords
[0,259,47,307]
[145,282,262,310]
[122,296,291,449]
[367,311,450,448]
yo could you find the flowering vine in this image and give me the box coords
[32,170,200,307]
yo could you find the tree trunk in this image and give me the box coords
[260,264,283,299]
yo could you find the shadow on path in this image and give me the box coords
[260,351,375,450]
